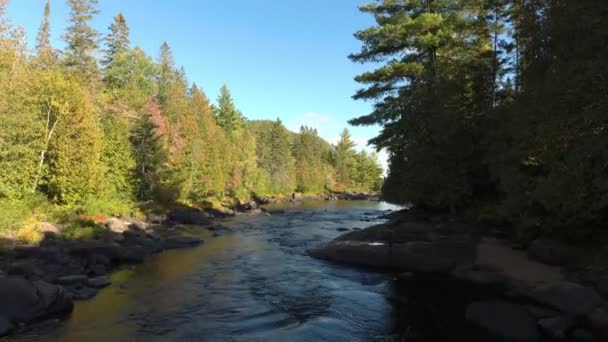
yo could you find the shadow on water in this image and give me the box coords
[8,200,488,342]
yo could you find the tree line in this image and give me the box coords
[0,0,383,220]
[351,0,607,237]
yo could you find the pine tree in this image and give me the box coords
[131,103,167,201]
[63,0,100,82]
[102,13,130,69]
[157,41,175,104]
[213,85,244,136]
[335,128,355,188]
[35,0,53,57]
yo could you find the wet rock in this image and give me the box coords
[88,264,107,276]
[525,306,560,319]
[392,240,477,273]
[7,260,42,278]
[532,282,602,316]
[67,285,98,300]
[168,207,212,225]
[466,301,540,342]
[0,316,14,336]
[163,236,203,249]
[528,238,572,266]
[0,277,73,326]
[336,228,350,232]
[537,315,577,339]
[55,274,87,285]
[87,276,111,289]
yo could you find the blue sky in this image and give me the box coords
[7,0,387,171]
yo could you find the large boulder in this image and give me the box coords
[0,276,73,335]
[39,222,63,236]
[531,282,603,316]
[309,239,476,273]
[466,301,540,342]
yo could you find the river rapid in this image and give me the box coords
[13,200,468,342]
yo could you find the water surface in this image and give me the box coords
[17,201,437,342]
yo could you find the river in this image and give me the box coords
[13,200,467,342]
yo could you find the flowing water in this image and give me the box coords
[15,200,462,342]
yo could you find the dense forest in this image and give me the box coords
[351,0,607,238]
[0,0,383,240]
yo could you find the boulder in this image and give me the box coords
[292,192,303,201]
[589,308,608,341]
[163,236,203,249]
[527,238,573,266]
[103,218,132,234]
[66,285,97,301]
[532,282,602,316]
[54,274,87,285]
[450,266,512,291]
[0,277,73,326]
[39,222,62,236]
[87,276,111,289]
[168,207,212,225]
[466,301,540,342]
[537,315,577,339]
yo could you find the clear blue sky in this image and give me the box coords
[7,0,387,171]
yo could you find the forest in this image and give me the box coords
[0,0,383,241]
[351,0,607,240]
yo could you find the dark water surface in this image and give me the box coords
[16,201,442,342]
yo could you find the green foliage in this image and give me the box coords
[352,0,608,232]
[213,85,244,136]
[63,0,100,82]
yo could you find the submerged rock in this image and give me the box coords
[466,301,540,342]
[167,207,212,225]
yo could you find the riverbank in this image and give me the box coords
[0,192,379,337]
[309,209,608,342]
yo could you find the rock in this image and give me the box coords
[532,282,602,316]
[87,276,111,289]
[146,213,164,225]
[0,277,73,325]
[88,264,107,276]
[39,222,62,236]
[7,260,43,278]
[292,192,303,201]
[168,207,212,225]
[55,274,87,285]
[336,228,350,232]
[537,315,577,339]
[528,238,572,266]
[466,301,540,342]
[126,219,148,231]
[0,316,14,337]
[570,329,595,342]
[66,285,97,300]
[103,218,132,234]
[163,236,203,249]
[525,306,560,319]
[392,240,477,273]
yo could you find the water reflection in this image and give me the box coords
[15,201,412,342]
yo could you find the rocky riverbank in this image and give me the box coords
[0,205,237,337]
[309,209,608,342]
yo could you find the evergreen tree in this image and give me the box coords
[293,126,325,193]
[157,41,175,104]
[102,13,130,69]
[63,0,100,82]
[213,85,244,135]
[35,0,53,58]
[335,128,355,188]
